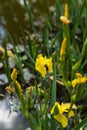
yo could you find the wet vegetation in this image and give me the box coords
[1,0,87,130]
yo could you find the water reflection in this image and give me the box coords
[0,94,29,130]
[0,0,30,39]
[0,0,55,39]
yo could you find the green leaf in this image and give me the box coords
[51,63,56,106]
[23,0,35,32]
[3,39,11,82]
[73,117,87,130]
[44,113,49,130]
[50,115,56,130]
[72,58,82,70]
[82,38,87,58]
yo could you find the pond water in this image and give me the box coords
[0,94,30,130]
[0,0,55,41]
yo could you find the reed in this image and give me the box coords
[2,0,87,129]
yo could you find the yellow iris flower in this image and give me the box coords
[36,127,41,130]
[60,3,70,24]
[11,68,22,93]
[0,47,15,59]
[6,68,23,94]
[51,102,74,128]
[5,85,15,94]
[15,80,23,92]
[11,68,18,81]
[7,50,15,60]
[72,73,87,88]
[35,54,53,77]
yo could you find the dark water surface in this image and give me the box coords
[0,0,55,41]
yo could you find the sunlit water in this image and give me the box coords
[0,94,30,130]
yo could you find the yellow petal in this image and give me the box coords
[72,79,79,88]
[68,110,74,118]
[45,58,53,73]
[81,77,87,83]
[60,38,67,62]
[15,80,23,93]
[7,51,15,59]
[64,4,69,18]
[0,47,5,53]
[6,86,15,94]
[60,38,66,55]
[37,127,41,130]
[35,54,53,77]
[50,102,59,114]
[35,54,46,77]
[72,73,87,87]
[76,73,82,79]
[11,68,18,81]
[60,103,70,113]
[60,16,70,24]
[54,114,68,128]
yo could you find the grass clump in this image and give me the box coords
[1,0,87,129]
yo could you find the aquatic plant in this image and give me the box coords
[2,0,87,130]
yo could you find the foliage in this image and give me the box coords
[2,0,87,129]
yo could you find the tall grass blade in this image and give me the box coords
[51,62,56,106]
[23,0,35,32]
[3,39,11,82]
[73,117,87,130]
[7,31,24,81]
